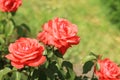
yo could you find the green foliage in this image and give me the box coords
[0,12,31,80]
[101,0,120,29]
[5,20,14,37]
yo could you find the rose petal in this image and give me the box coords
[0,0,22,12]
[58,46,68,55]
[5,54,19,62]
[11,61,24,69]
[27,56,46,67]
[67,36,80,45]
[6,38,45,68]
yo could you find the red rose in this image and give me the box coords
[37,17,80,55]
[95,58,120,80]
[0,0,22,12]
[5,38,46,69]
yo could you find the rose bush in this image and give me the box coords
[0,0,22,12]
[95,58,120,80]
[37,17,80,55]
[5,38,46,69]
[0,0,120,80]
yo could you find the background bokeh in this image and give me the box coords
[13,0,120,64]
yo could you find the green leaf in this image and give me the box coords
[43,49,47,56]
[16,23,30,37]
[21,24,30,32]
[0,67,12,80]
[0,24,4,34]
[0,34,5,44]
[62,61,76,80]
[0,37,5,44]
[96,63,100,71]
[54,49,63,58]
[82,52,98,63]
[82,55,96,63]
[15,72,21,80]
[62,61,73,69]
[45,61,65,80]
[20,72,28,80]
[31,69,39,80]
[10,12,16,16]
[45,46,54,58]
[82,61,94,74]
[66,68,76,80]
[31,68,47,80]
[5,21,14,37]
[44,60,49,68]
[45,61,57,79]
[91,77,98,80]
[89,52,99,58]
[10,71,28,80]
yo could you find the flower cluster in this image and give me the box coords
[5,17,80,69]
[0,0,81,78]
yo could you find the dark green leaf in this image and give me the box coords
[62,61,73,69]
[66,68,76,80]
[54,49,63,58]
[91,77,98,80]
[16,23,30,38]
[31,69,39,80]
[62,61,76,80]
[10,12,16,16]
[82,61,94,74]
[89,52,99,58]
[45,61,65,80]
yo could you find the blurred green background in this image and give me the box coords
[14,0,120,64]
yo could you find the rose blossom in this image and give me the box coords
[5,38,46,69]
[37,17,80,55]
[95,58,120,80]
[0,0,22,12]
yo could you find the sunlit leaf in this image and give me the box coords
[15,72,21,80]
[0,67,12,80]
[5,21,14,37]
[96,63,100,71]
[0,24,4,34]
[82,52,98,63]
[0,37,5,44]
